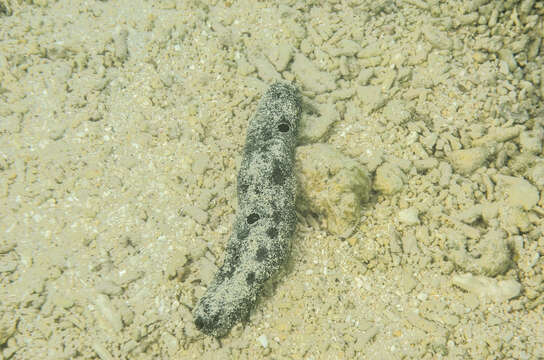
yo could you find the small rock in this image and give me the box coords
[499,205,531,234]
[184,205,209,225]
[421,133,438,150]
[388,229,402,254]
[192,153,210,175]
[481,202,499,223]
[358,42,381,58]
[520,0,536,15]
[296,144,371,236]
[458,12,478,25]
[266,41,293,72]
[292,53,336,93]
[162,332,179,356]
[449,146,490,174]
[475,230,512,276]
[165,247,189,279]
[402,232,419,254]
[257,334,268,348]
[519,129,543,154]
[383,99,412,125]
[116,269,144,286]
[50,289,75,309]
[328,39,362,57]
[495,175,539,210]
[413,158,438,171]
[374,162,405,194]
[0,313,17,345]
[195,257,218,285]
[357,236,380,262]
[237,54,256,76]
[422,25,452,50]
[47,121,66,140]
[357,85,386,114]
[0,259,17,273]
[498,49,518,73]
[94,294,123,332]
[452,273,522,302]
[187,238,208,260]
[92,342,114,360]
[438,162,452,187]
[298,103,338,144]
[399,271,418,293]
[450,229,512,277]
[455,204,483,224]
[356,68,374,85]
[398,208,419,225]
[95,279,123,296]
[196,189,213,211]
[118,303,134,326]
[113,28,129,62]
[527,163,544,187]
[252,55,281,82]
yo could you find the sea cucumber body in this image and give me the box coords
[193,82,301,337]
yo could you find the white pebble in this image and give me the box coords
[452,273,522,302]
[398,208,419,225]
[417,292,428,301]
[495,175,539,210]
[291,53,336,93]
[257,334,268,348]
[94,294,123,332]
[519,129,543,154]
[449,147,490,175]
[374,163,405,194]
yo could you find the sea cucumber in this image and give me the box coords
[192,82,301,337]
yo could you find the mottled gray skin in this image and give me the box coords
[192,82,301,337]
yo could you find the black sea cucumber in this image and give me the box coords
[192,82,301,337]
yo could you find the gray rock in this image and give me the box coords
[494,175,539,210]
[382,99,412,125]
[298,103,338,145]
[374,162,405,194]
[519,128,543,154]
[291,53,336,93]
[452,273,522,302]
[296,143,371,236]
[527,163,544,187]
[449,146,490,175]
[398,208,420,225]
[449,229,512,277]
[357,85,386,114]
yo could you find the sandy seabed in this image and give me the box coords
[1,0,543,359]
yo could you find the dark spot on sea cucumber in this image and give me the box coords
[194,316,204,330]
[247,213,260,224]
[246,272,255,285]
[278,116,290,132]
[219,245,242,280]
[278,124,289,132]
[256,246,268,262]
[218,261,235,280]
[272,211,282,223]
[266,227,278,239]
[239,182,248,194]
[272,160,285,185]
